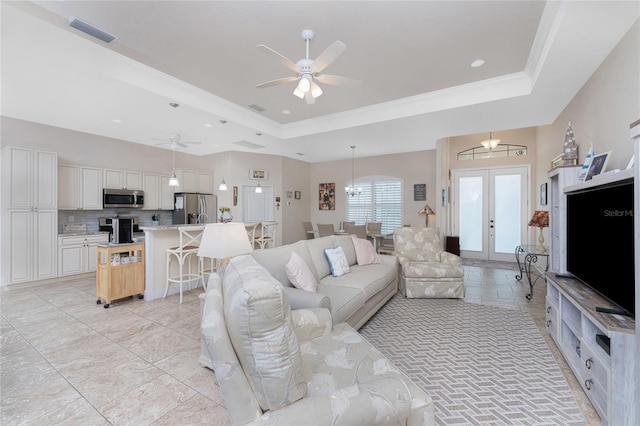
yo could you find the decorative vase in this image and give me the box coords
[220,212,233,223]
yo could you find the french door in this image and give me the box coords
[452,166,529,261]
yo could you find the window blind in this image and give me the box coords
[346,177,403,235]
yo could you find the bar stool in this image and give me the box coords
[165,225,204,303]
[254,221,278,249]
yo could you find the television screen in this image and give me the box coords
[566,180,635,316]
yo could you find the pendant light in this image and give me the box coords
[480,132,501,150]
[219,152,228,191]
[344,145,362,196]
[168,148,179,186]
[255,183,263,194]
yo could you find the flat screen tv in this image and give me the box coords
[566,179,635,317]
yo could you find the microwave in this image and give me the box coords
[103,188,144,208]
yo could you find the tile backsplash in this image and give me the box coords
[58,209,173,233]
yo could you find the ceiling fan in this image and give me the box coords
[256,29,362,104]
[153,132,201,149]
[152,102,201,149]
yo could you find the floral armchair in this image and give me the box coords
[201,254,434,425]
[393,227,465,298]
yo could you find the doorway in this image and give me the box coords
[452,166,529,261]
[242,185,274,223]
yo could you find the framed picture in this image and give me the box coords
[319,183,335,210]
[249,168,268,180]
[294,191,301,200]
[233,186,238,206]
[413,184,426,201]
[540,183,547,205]
[585,151,610,180]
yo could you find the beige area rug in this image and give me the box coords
[359,296,586,425]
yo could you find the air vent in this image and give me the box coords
[233,140,265,150]
[248,104,266,112]
[69,17,116,44]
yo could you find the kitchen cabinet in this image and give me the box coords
[103,169,143,190]
[143,173,175,210]
[175,170,212,193]
[1,146,58,285]
[58,164,103,210]
[58,234,109,276]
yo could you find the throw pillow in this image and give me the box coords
[285,251,318,292]
[324,245,350,277]
[352,235,382,265]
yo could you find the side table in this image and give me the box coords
[515,245,549,300]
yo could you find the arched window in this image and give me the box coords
[345,175,403,235]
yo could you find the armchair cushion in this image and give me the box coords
[223,255,307,411]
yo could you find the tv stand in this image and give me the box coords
[546,274,635,425]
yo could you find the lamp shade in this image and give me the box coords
[528,210,549,228]
[198,223,252,259]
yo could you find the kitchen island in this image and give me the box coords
[140,225,209,300]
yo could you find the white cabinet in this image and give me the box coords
[58,234,109,276]
[103,169,143,190]
[58,165,103,210]
[547,166,580,274]
[175,170,211,193]
[546,276,636,425]
[143,173,175,210]
[1,146,58,285]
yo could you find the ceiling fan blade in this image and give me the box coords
[256,76,300,89]
[316,74,363,88]
[311,40,346,73]
[304,91,316,105]
[256,44,299,73]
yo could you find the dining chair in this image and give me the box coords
[317,223,335,237]
[301,221,316,239]
[344,224,367,239]
[366,222,382,235]
[340,221,355,231]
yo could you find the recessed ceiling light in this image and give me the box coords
[111,118,122,124]
[282,110,291,115]
[204,123,213,128]
[471,59,485,68]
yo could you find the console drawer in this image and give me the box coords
[545,299,559,341]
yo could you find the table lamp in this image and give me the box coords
[528,210,549,253]
[418,204,435,227]
[198,222,253,278]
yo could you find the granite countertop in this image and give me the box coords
[140,224,208,231]
[96,242,144,248]
[59,231,110,237]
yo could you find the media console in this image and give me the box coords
[546,273,635,425]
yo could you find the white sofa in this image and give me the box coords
[200,255,435,425]
[250,234,398,329]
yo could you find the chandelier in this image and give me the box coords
[480,131,501,151]
[344,145,362,197]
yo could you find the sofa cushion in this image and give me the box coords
[306,236,336,279]
[351,236,381,266]
[315,283,366,324]
[324,245,350,277]
[223,255,307,411]
[251,240,318,287]
[324,264,395,299]
[285,251,317,292]
[402,261,464,279]
[330,235,357,265]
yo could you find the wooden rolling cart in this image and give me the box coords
[96,243,145,308]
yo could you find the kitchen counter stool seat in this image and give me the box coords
[165,225,205,303]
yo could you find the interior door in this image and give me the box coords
[242,185,274,223]
[453,166,529,261]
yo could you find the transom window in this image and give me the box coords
[346,175,403,235]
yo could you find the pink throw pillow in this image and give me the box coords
[285,251,318,292]
[352,236,382,266]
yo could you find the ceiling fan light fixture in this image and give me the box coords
[298,75,311,92]
[310,82,323,98]
[293,86,305,99]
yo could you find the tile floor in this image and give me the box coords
[1,262,601,425]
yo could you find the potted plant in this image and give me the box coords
[219,206,232,223]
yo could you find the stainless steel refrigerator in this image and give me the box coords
[172,193,217,224]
